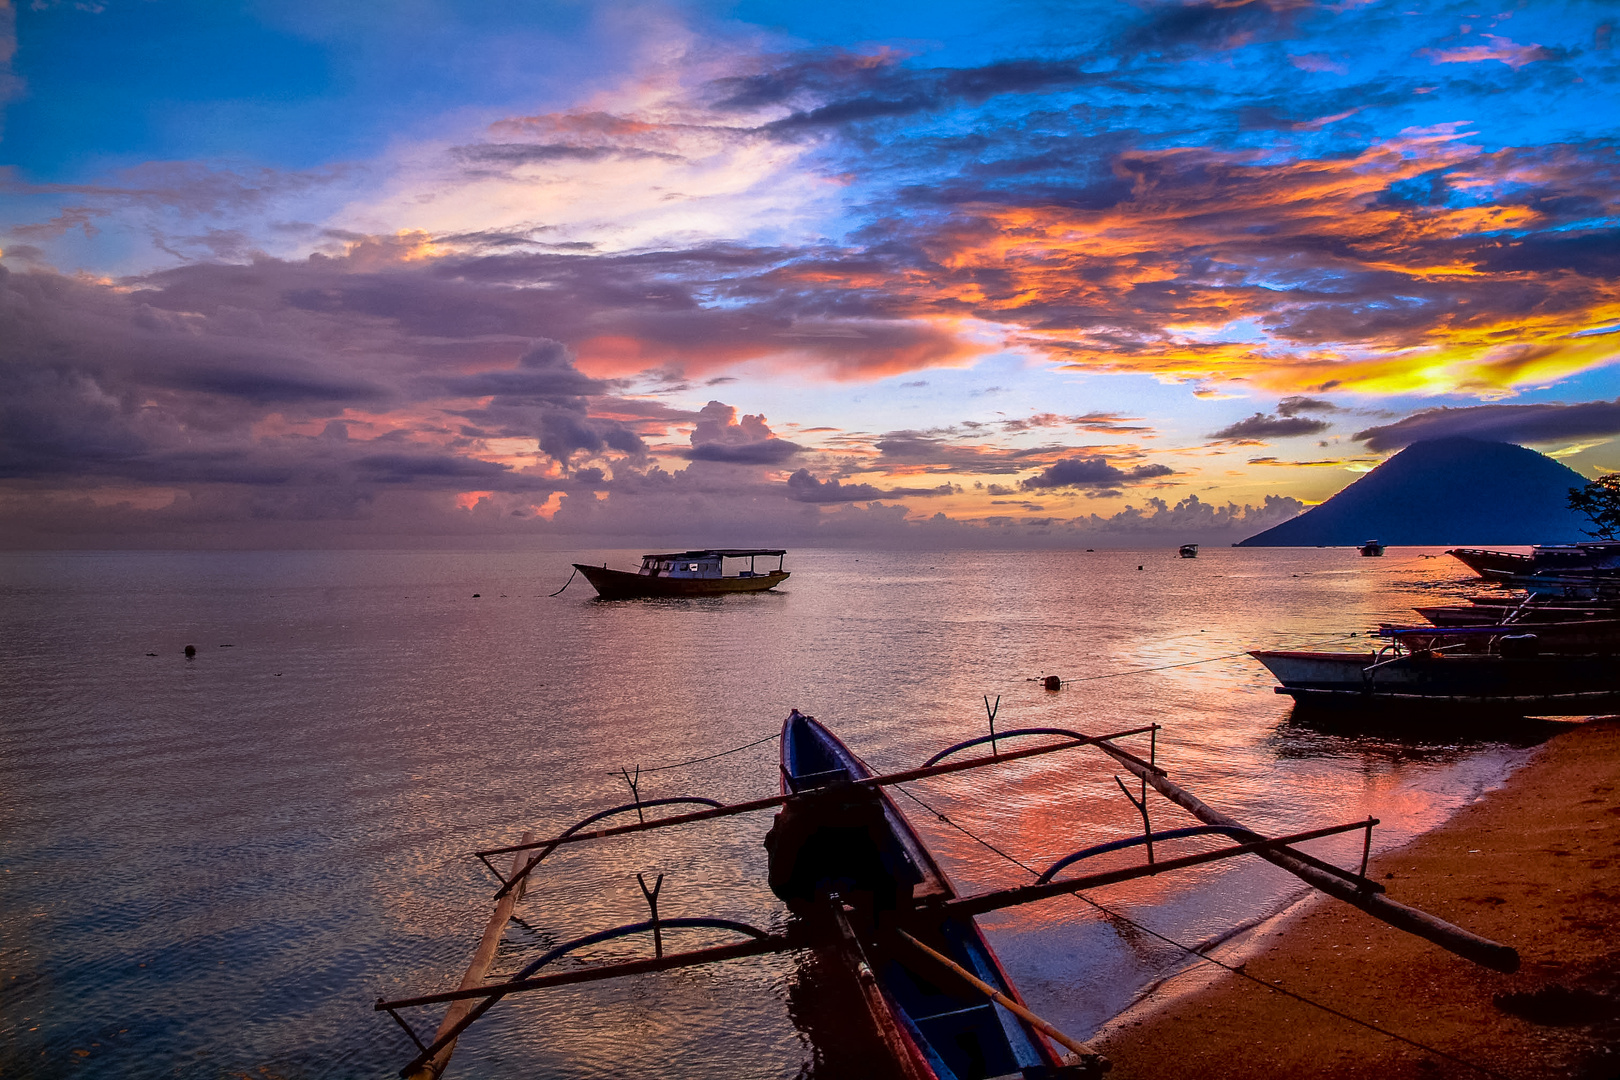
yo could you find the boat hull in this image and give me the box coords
[772,711,1066,1079]
[573,563,788,599]
[1414,604,1617,626]
[1445,548,1533,577]
[1251,649,1620,714]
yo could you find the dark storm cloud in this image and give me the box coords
[439,339,613,400]
[1277,396,1338,417]
[785,469,952,503]
[1354,399,1620,452]
[1122,0,1299,57]
[684,439,802,464]
[1473,229,1620,278]
[1210,413,1332,441]
[1021,457,1174,491]
[167,367,386,404]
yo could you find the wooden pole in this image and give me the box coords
[827,902,935,1080]
[1091,739,1521,974]
[407,829,535,1080]
[892,931,1108,1071]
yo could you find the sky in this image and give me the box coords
[1,0,1617,548]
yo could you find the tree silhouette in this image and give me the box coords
[1568,473,1620,541]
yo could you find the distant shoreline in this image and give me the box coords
[1094,716,1620,1079]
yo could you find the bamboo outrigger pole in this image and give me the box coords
[893,930,1107,1071]
[402,830,534,1080]
[1090,738,1520,974]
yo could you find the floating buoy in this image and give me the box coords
[1043,675,1062,692]
[1137,565,1143,571]
[184,645,196,658]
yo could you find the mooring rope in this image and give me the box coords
[891,784,1512,1080]
[548,568,579,597]
[609,731,782,776]
[1056,630,1365,685]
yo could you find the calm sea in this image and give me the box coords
[0,547,1542,1079]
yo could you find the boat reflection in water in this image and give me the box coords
[574,548,789,599]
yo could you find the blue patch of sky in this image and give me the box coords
[6,1,622,181]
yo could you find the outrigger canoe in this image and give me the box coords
[377,712,1520,1080]
[769,710,1089,1079]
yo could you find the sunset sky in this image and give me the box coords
[2,0,1617,546]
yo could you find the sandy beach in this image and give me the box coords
[1095,717,1620,1080]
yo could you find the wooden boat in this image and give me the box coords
[1449,542,1620,582]
[1251,647,1620,714]
[1378,619,1620,654]
[770,710,1079,1080]
[573,548,788,598]
[378,715,1521,1079]
[1359,540,1385,557]
[1414,603,1618,627]
[1445,548,1532,577]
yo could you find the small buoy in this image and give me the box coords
[1043,675,1062,691]
[1137,565,1143,571]
[184,645,196,658]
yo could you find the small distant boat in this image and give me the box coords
[1178,544,1198,559]
[1359,540,1385,557]
[574,549,789,599]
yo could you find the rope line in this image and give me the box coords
[1060,631,1363,684]
[612,732,781,776]
[891,785,1512,1080]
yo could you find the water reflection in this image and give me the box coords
[0,546,1553,1078]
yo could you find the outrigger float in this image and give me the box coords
[376,711,1519,1080]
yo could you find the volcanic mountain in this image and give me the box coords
[1238,437,1596,546]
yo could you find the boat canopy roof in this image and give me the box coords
[642,548,787,560]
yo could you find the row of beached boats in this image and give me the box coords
[1251,543,1620,716]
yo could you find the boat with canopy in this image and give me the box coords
[573,548,789,598]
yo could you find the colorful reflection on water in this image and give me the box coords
[0,547,1548,1078]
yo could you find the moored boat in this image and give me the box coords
[1178,544,1198,559]
[769,710,1086,1079]
[1359,540,1385,557]
[1250,647,1620,714]
[1445,548,1532,577]
[574,548,788,598]
[1414,603,1618,627]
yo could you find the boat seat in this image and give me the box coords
[911,1001,997,1025]
[789,766,851,791]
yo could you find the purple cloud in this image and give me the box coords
[1021,457,1173,490]
[1355,398,1620,452]
[785,469,953,503]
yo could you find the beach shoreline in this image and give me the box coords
[1094,716,1620,1080]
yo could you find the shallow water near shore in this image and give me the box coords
[0,546,1547,1078]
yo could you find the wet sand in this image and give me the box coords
[1094,717,1620,1080]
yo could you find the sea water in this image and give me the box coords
[0,547,1540,1078]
